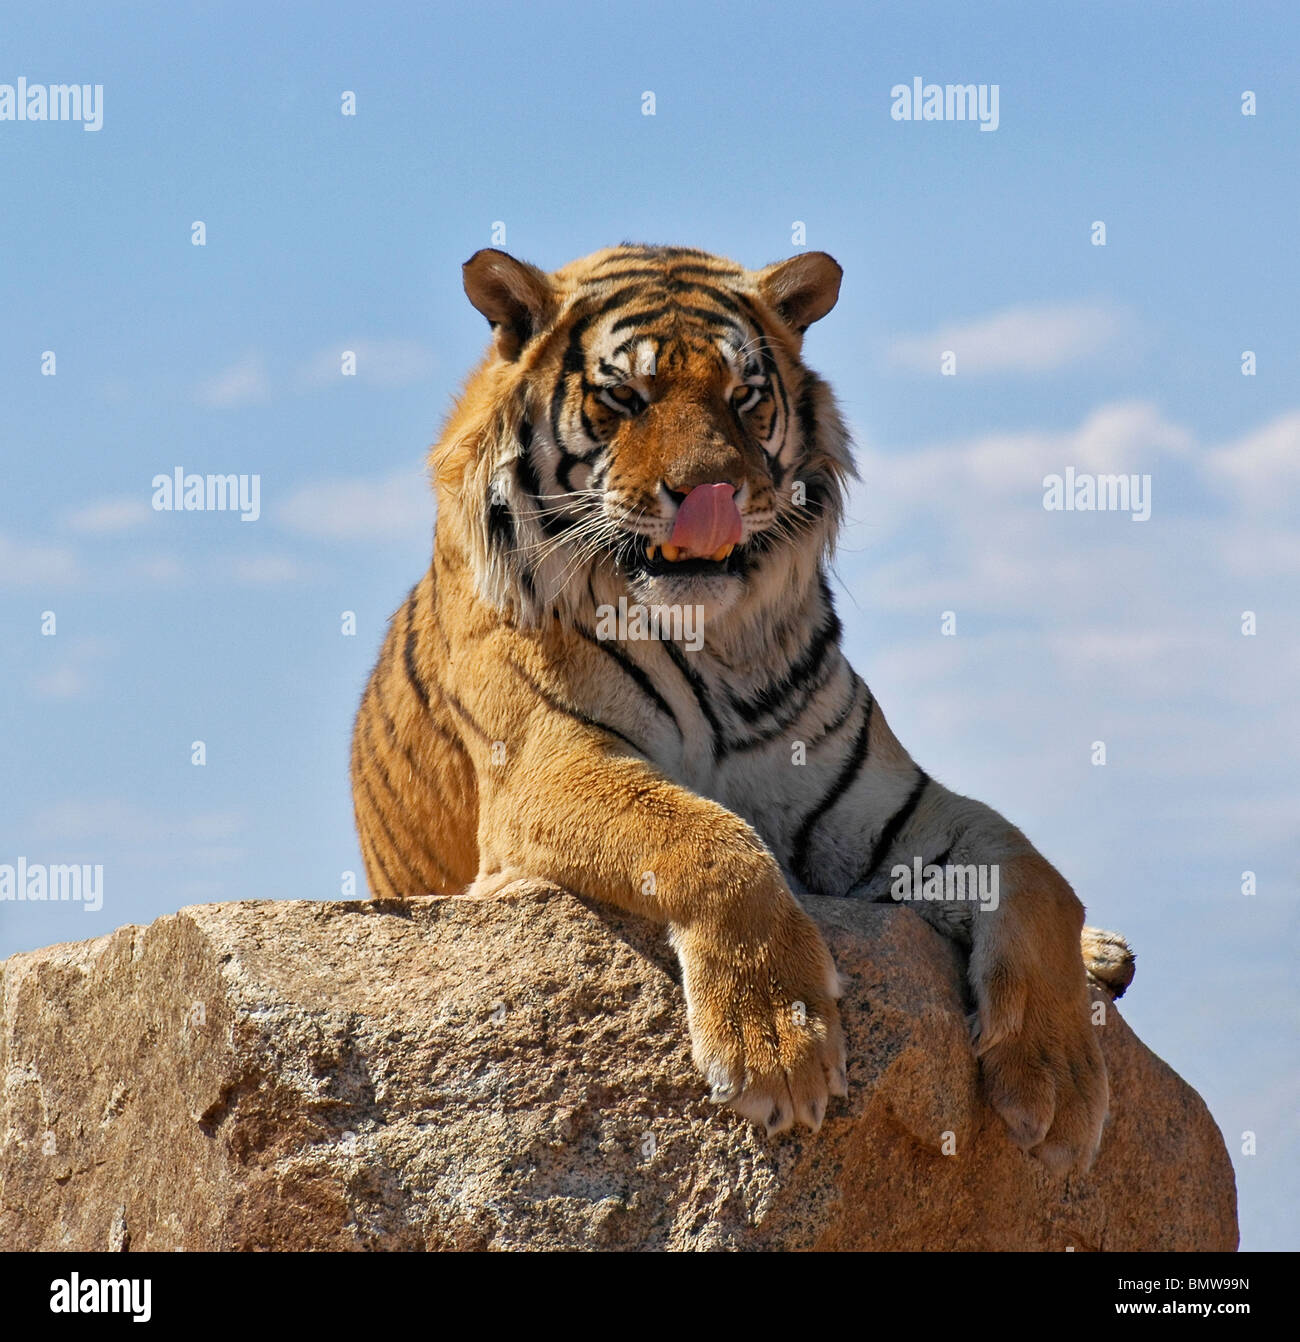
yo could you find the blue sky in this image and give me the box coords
[1,1,1296,1249]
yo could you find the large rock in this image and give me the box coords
[0,885,1237,1251]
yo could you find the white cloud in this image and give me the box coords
[0,533,81,587]
[1071,400,1192,468]
[842,402,1296,613]
[888,301,1129,374]
[1218,528,1300,578]
[1204,410,1300,514]
[296,339,436,390]
[844,400,1191,540]
[64,495,151,534]
[31,664,91,700]
[191,340,435,408]
[279,464,433,544]
[195,353,271,409]
[833,403,1299,874]
[29,636,116,702]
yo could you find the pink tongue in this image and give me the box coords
[669,483,742,558]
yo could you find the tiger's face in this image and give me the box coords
[451,245,851,631]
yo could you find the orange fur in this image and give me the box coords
[350,244,1133,1161]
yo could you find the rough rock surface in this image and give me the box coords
[0,885,1237,1251]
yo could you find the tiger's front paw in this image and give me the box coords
[971,959,1108,1176]
[674,899,846,1136]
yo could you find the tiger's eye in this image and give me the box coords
[602,382,646,415]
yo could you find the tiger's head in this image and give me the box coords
[435,244,852,638]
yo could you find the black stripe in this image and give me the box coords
[372,676,439,761]
[725,575,841,745]
[361,714,458,889]
[796,383,818,450]
[625,245,722,260]
[420,566,454,659]
[730,653,848,755]
[432,676,493,745]
[769,360,791,442]
[800,678,862,752]
[725,604,841,725]
[352,724,398,898]
[515,416,575,537]
[589,267,670,283]
[486,489,515,554]
[801,472,832,515]
[372,674,461,787]
[515,451,577,542]
[602,245,721,264]
[402,590,431,712]
[791,679,873,889]
[552,314,594,448]
[515,445,542,500]
[592,268,743,290]
[592,262,745,283]
[585,284,662,323]
[661,639,722,757]
[555,443,599,494]
[608,304,675,332]
[576,625,681,735]
[729,289,782,356]
[727,648,841,751]
[858,772,931,887]
[662,277,749,320]
[677,305,750,342]
[609,303,745,339]
[358,827,399,899]
[356,772,419,895]
[926,840,956,870]
[579,278,751,336]
[577,401,602,445]
[395,595,491,748]
[506,658,648,756]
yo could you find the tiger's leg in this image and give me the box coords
[471,736,847,1135]
[894,826,1126,1174]
[810,686,1132,1170]
[954,851,1114,1173]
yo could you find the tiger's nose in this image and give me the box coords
[661,441,746,501]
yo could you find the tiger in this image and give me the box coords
[350,243,1136,1173]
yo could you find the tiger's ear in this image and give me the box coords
[463,249,556,360]
[757,252,843,336]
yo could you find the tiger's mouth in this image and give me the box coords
[622,535,745,580]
